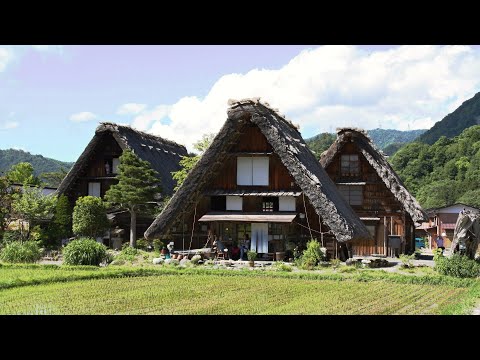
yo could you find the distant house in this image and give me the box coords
[10,183,57,196]
[145,99,370,259]
[56,122,187,242]
[417,203,480,250]
[6,183,57,231]
[320,128,428,256]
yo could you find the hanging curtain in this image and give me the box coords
[251,223,269,253]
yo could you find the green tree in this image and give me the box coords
[0,176,17,232]
[305,133,336,159]
[11,186,57,240]
[40,168,68,187]
[457,189,480,208]
[171,133,215,191]
[6,162,40,186]
[104,150,161,248]
[52,195,72,240]
[72,196,109,239]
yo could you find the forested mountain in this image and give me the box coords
[0,149,73,177]
[367,129,426,149]
[306,128,426,159]
[390,125,480,209]
[418,92,480,145]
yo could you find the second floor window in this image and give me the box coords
[341,154,360,176]
[338,185,363,206]
[237,157,269,186]
[262,197,278,212]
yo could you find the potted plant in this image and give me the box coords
[247,250,257,267]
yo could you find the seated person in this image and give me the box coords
[239,234,250,261]
[213,236,228,258]
[230,241,240,261]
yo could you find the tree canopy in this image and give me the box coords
[104,150,161,247]
[72,196,109,239]
[6,162,41,186]
[390,125,480,209]
[11,186,57,239]
[171,133,215,191]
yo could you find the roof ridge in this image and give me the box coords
[228,97,300,132]
[97,122,185,149]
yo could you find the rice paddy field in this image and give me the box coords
[0,264,479,315]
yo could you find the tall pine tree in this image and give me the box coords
[105,150,161,248]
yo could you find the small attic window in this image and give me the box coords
[341,154,360,176]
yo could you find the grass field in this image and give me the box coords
[0,265,478,314]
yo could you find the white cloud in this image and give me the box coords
[0,121,19,130]
[117,103,147,115]
[31,45,64,54]
[131,105,171,131]
[70,112,97,122]
[0,47,12,72]
[124,45,480,152]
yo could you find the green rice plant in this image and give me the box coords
[0,273,472,315]
[338,266,357,273]
[63,238,107,266]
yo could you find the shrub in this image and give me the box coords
[275,262,293,272]
[63,238,107,266]
[433,248,444,261]
[247,250,257,261]
[300,239,325,270]
[72,196,109,238]
[330,258,341,269]
[435,253,480,278]
[399,254,415,269]
[153,239,164,252]
[114,246,139,262]
[136,238,147,250]
[105,250,116,264]
[0,241,42,263]
[1,230,22,247]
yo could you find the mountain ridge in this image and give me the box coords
[0,149,73,176]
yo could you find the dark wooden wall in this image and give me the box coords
[324,142,415,256]
[67,133,123,205]
[208,126,298,191]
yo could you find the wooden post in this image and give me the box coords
[384,216,387,256]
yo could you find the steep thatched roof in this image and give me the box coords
[320,127,428,225]
[145,99,371,242]
[56,122,187,196]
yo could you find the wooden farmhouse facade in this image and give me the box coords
[417,203,480,250]
[56,122,187,243]
[145,99,370,260]
[320,128,428,256]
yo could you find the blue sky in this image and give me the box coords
[1,45,480,162]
